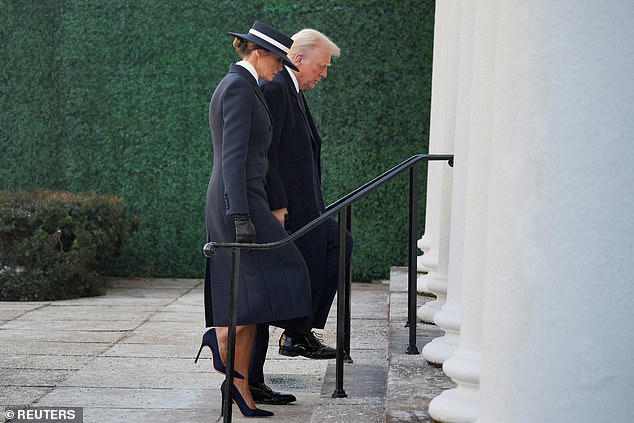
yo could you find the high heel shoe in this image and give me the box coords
[194,328,244,379]
[220,381,273,417]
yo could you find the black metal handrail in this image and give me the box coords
[203,153,453,421]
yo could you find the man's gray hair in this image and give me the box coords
[289,29,340,58]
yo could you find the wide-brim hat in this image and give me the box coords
[229,20,299,72]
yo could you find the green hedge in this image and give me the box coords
[0,0,435,281]
[0,190,138,300]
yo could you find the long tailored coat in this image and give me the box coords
[204,64,311,328]
[261,69,333,331]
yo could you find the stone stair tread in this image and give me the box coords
[311,267,451,422]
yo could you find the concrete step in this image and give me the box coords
[311,267,453,422]
[384,267,455,422]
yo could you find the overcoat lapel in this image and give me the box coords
[229,64,273,123]
[280,70,321,148]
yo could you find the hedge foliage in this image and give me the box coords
[0,0,435,281]
[0,190,138,300]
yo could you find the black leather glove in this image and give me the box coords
[233,214,256,243]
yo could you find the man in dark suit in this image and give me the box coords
[247,29,353,405]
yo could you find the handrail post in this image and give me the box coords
[332,208,348,398]
[344,205,353,363]
[406,164,421,354]
[223,248,240,421]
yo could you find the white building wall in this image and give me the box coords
[425,1,634,422]
[473,1,634,422]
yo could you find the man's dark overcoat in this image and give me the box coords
[262,69,333,331]
[204,64,311,327]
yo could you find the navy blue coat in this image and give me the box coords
[204,64,311,327]
[261,69,330,328]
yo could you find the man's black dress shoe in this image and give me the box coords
[278,331,336,359]
[249,382,296,405]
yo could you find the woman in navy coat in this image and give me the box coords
[201,21,311,417]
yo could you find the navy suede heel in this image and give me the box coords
[194,328,244,379]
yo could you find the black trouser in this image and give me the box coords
[311,218,353,329]
[249,324,269,385]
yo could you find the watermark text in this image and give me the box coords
[2,406,83,423]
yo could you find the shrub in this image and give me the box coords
[0,190,138,301]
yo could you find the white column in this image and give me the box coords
[416,0,455,292]
[477,1,634,422]
[417,185,439,295]
[423,0,474,365]
[428,1,496,420]
[417,159,442,294]
[417,0,457,323]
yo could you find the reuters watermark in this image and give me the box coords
[2,406,83,423]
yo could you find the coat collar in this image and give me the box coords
[228,63,272,122]
[275,68,321,145]
[284,66,300,94]
[277,69,305,115]
[277,67,297,93]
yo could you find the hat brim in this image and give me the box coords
[229,32,299,72]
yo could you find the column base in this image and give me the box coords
[418,297,445,323]
[417,254,432,274]
[429,385,479,423]
[420,250,439,270]
[417,272,433,294]
[422,305,461,364]
[417,273,447,322]
[422,330,459,364]
[428,348,481,422]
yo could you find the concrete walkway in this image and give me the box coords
[1,271,451,422]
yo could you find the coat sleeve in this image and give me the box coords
[262,81,289,211]
[221,80,252,216]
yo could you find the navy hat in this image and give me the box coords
[229,21,299,72]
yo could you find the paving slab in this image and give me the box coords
[121,331,201,345]
[0,329,126,344]
[103,287,193,298]
[50,297,175,307]
[0,355,96,371]
[101,343,194,358]
[81,408,214,423]
[59,370,216,389]
[74,356,199,373]
[0,386,53,405]
[312,402,386,423]
[0,369,69,388]
[16,307,156,321]
[0,303,48,321]
[0,274,453,422]
[104,278,200,289]
[1,319,142,332]
[36,386,214,409]
[2,341,112,357]
[146,310,202,322]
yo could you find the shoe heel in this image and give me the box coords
[195,328,244,379]
[194,344,204,364]
[278,347,299,357]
